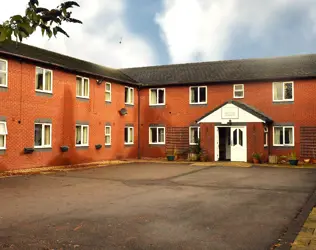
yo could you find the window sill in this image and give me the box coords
[233,96,244,99]
[105,144,111,148]
[273,145,295,149]
[0,85,8,92]
[125,103,134,107]
[273,101,294,104]
[76,146,89,150]
[36,91,53,97]
[34,147,52,152]
[105,100,112,104]
[76,96,90,101]
[124,143,134,147]
[149,104,166,108]
[0,149,6,155]
[190,103,207,106]
[149,144,165,147]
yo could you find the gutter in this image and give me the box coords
[137,85,141,159]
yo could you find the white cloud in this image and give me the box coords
[156,0,316,64]
[0,0,156,68]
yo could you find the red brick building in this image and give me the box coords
[1,41,316,170]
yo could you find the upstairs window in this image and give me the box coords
[264,126,268,147]
[189,127,200,145]
[76,125,89,146]
[125,87,134,105]
[105,82,111,102]
[234,84,244,98]
[36,67,53,93]
[34,123,52,148]
[273,126,294,146]
[105,126,111,145]
[76,76,89,98]
[0,59,8,87]
[150,88,165,105]
[149,127,165,144]
[0,121,8,149]
[190,86,207,104]
[124,126,134,145]
[273,82,294,102]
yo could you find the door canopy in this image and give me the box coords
[197,100,272,124]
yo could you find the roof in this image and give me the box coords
[0,41,137,85]
[196,100,273,123]
[121,54,316,87]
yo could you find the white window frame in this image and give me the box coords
[105,82,111,102]
[233,84,244,99]
[264,126,268,147]
[75,124,89,147]
[125,86,134,105]
[0,59,8,88]
[272,81,294,102]
[124,126,134,145]
[189,126,200,145]
[0,121,8,150]
[273,126,294,146]
[34,123,52,148]
[189,86,207,104]
[105,125,111,146]
[35,67,53,93]
[149,88,166,106]
[149,127,165,145]
[76,76,90,99]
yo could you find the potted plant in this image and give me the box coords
[166,147,176,161]
[304,158,311,164]
[312,149,316,164]
[288,152,299,166]
[252,152,261,164]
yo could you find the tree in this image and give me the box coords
[0,0,82,42]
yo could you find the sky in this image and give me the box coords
[1,0,316,68]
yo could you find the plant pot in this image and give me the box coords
[167,155,175,161]
[312,159,316,164]
[253,158,260,164]
[304,159,311,164]
[289,159,299,166]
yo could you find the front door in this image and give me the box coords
[230,127,247,162]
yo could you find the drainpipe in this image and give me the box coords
[137,86,141,159]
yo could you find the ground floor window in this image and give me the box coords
[149,127,165,144]
[0,121,8,149]
[125,126,134,145]
[105,126,111,145]
[34,123,52,148]
[76,125,89,146]
[273,126,294,146]
[189,126,200,145]
[264,126,268,147]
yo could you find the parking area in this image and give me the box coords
[0,163,316,250]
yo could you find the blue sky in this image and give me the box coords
[1,0,316,68]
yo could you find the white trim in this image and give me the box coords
[35,67,53,94]
[189,126,200,145]
[75,124,89,147]
[34,123,52,148]
[0,121,8,150]
[0,58,8,88]
[273,126,294,146]
[105,82,111,102]
[124,126,134,145]
[76,76,90,99]
[149,88,166,106]
[233,84,244,99]
[105,125,111,145]
[149,127,165,144]
[264,126,268,147]
[272,81,294,102]
[189,86,207,104]
[125,86,134,105]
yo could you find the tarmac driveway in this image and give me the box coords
[0,163,316,250]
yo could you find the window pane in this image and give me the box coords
[105,127,111,134]
[106,83,111,91]
[0,61,6,71]
[129,88,134,103]
[105,135,111,144]
[274,127,283,145]
[233,129,237,146]
[264,133,268,146]
[273,82,283,101]
[0,135,4,148]
[0,123,6,135]
[36,68,44,90]
[83,126,88,144]
[44,125,51,145]
[234,85,243,90]
[76,78,82,96]
[150,128,157,143]
[284,82,293,100]
[105,92,111,101]
[158,128,164,143]
[234,91,243,97]
[199,87,206,102]
[45,70,52,91]
[83,79,89,97]
[129,128,133,143]
[239,129,243,146]
[125,88,129,103]
[124,127,128,143]
[34,124,42,146]
[190,128,198,144]
[0,72,6,86]
[150,89,157,104]
[191,87,198,103]
[158,89,164,104]
[285,127,293,145]
[76,126,81,144]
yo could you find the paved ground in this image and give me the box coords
[0,163,316,250]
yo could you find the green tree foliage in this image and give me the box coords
[0,0,82,42]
